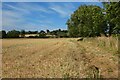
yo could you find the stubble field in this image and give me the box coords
[2,37,119,78]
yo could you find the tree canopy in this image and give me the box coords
[7,30,20,38]
[103,2,120,36]
[67,2,120,37]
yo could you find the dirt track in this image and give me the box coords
[2,38,118,78]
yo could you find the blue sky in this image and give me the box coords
[2,2,103,31]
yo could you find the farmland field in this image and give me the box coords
[2,38,118,78]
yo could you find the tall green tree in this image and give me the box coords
[66,19,78,37]
[103,2,120,36]
[67,5,105,37]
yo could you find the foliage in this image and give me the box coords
[67,2,120,37]
[103,2,120,36]
[20,30,25,38]
[46,29,50,34]
[39,30,47,38]
[25,31,38,34]
[67,5,105,37]
[50,29,68,38]
[0,30,7,38]
[7,30,20,38]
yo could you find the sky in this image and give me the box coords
[2,2,103,31]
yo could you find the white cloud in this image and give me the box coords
[15,3,53,14]
[50,6,67,17]
[2,9,26,27]
[4,3,52,14]
[2,2,75,31]
[49,3,75,17]
[2,3,54,31]
[4,4,31,14]
[38,20,53,24]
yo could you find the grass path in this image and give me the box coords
[70,39,118,78]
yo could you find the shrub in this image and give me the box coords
[7,30,20,38]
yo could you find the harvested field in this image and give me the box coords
[2,38,118,78]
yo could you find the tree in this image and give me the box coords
[46,29,50,33]
[58,29,61,32]
[49,29,68,38]
[103,2,120,36]
[39,30,46,38]
[50,30,58,35]
[0,30,7,38]
[26,31,38,34]
[67,5,105,37]
[20,30,25,37]
[66,20,79,37]
[7,30,20,38]
[57,30,68,38]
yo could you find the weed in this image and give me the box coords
[63,73,70,78]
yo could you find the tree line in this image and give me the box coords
[66,2,120,37]
[0,29,68,38]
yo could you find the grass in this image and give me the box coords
[83,37,118,55]
[2,37,118,78]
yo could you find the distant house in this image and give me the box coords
[19,34,39,38]
[19,34,57,38]
[46,34,56,38]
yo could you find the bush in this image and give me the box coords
[7,30,20,38]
